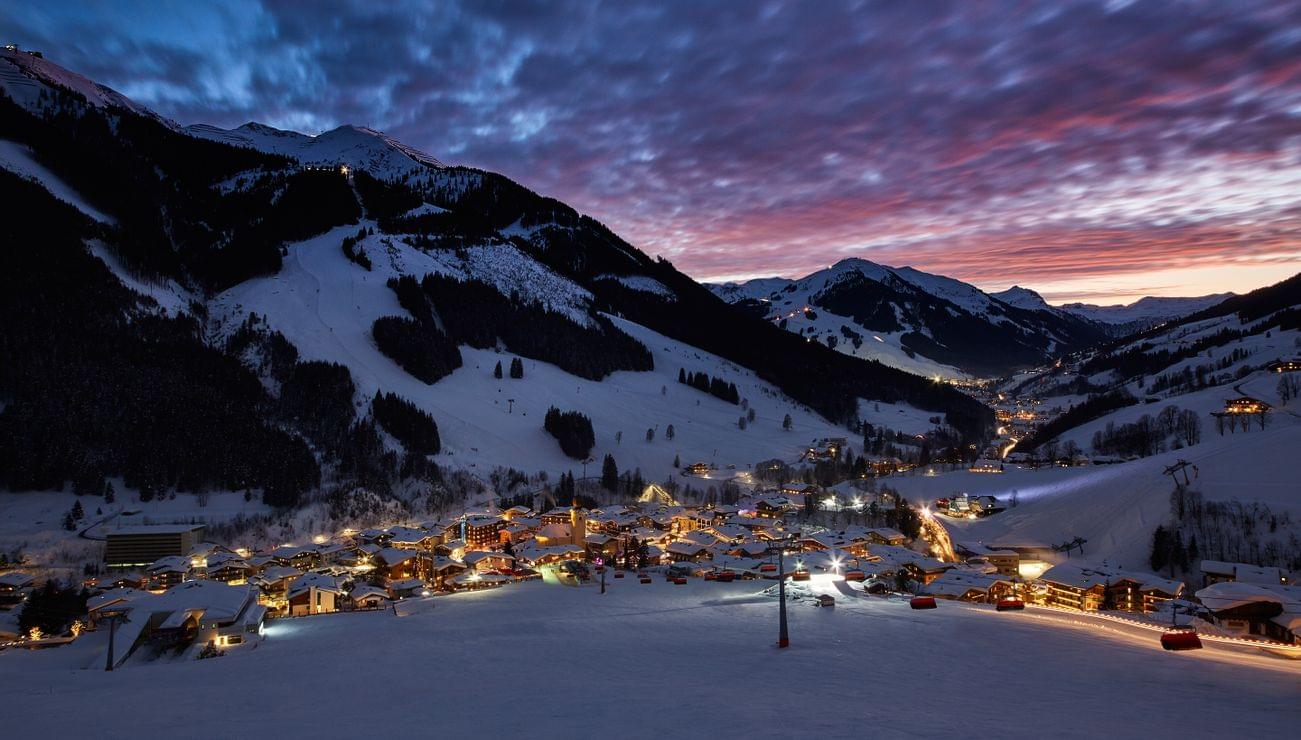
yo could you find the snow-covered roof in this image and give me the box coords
[109,524,205,536]
[147,556,190,574]
[1195,582,1300,612]
[0,572,35,588]
[94,581,256,624]
[1199,560,1288,585]
[349,585,390,602]
[288,573,345,598]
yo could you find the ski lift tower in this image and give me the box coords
[764,535,800,648]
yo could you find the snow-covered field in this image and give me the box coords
[887,405,1301,569]
[1,579,1296,738]
[208,223,849,482]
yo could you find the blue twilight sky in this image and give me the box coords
[5,0,1300,303]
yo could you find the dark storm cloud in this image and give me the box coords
[4,0,1299,300]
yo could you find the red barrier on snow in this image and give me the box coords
[996,598,1025,611]
[910,596,938,610]
[1161,630,1203,651]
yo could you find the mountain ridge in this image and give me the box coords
[0,48,993,509]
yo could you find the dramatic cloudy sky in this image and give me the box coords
[6,1,1300,303]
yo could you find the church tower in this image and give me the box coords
[570,496,587,548]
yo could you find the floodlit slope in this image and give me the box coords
[890,412,1301,568]
[1,580,1296,738]
[209,224,846,480]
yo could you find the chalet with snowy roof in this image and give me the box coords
[205,556,253,585]
[349,585,391,610]
[427,557,468,590]
[1195,582,1301,644]
[925,571,1017,603]
[451,572,511,591]
[753,496,796,519]
[865,528,908,546]
[462,551,515,573]
[684,461,711,475]
[287,573,345,616]
[666,541,711,563]
[540,507,578,526]
[95,571,146,591]
[388,578,428,599]
[1199,560,1290,588]
[1221,396,1271,414]
[869,545,953,584]
[956,542,1020,578]
[501,505,534,521]
[968,459,1004,474]
[388,526,441,551]
[780,482,820,497]
[267,545,320,570]
[357,527,393,545]
[0,571,34,607]
[146,556,191,591]
[373,549,423,582]
[1039,564,1182,613]
[513,542,585,568]
[437,538,467,561]
[1267,358,1301,373]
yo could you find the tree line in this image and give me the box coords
[677,368,740,404]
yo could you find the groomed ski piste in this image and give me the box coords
[204,221,856,482]
[1,575,1296,738]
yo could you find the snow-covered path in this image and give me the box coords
[2,580,1295,738]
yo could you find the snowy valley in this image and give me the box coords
[1,43,1299,738]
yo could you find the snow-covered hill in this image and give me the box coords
[1060,293,1233,334]
[207,222,848,480]
[0,49,992,511]
[709,259,1108,378]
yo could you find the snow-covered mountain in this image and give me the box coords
[0,48,992,510]
[1059,293,1233,334]
[186,122,444,181]
[709,260,1108,378]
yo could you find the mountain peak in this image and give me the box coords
[185,120,443,180]
[992,285,1051,311]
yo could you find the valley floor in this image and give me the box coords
[1,578,1296,738]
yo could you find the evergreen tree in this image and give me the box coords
[71,500,84,521]
[510,357,524,378]
[103,481,115,504]
[678,368,686,384]
[783,413,792,431]
[673,454,681,469]
[645,427,655,442]
[1149,526,1169,573]
[601,454,619,492]
[493,360,503,379]
[665,424,675,441]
